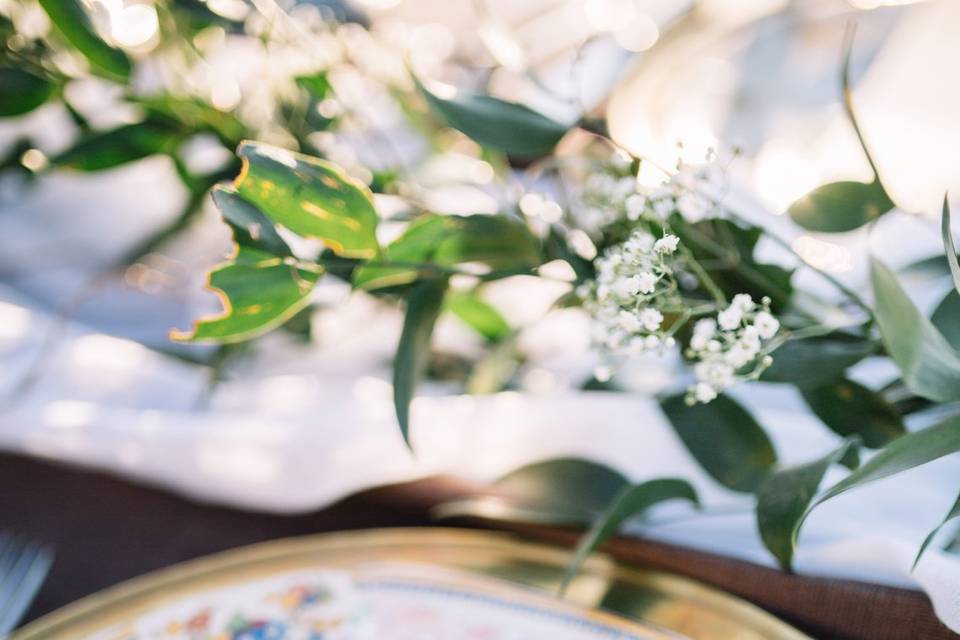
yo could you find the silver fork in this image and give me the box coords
[0,532,53,636]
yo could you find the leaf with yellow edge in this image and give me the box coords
[171,247,320,343]
[234,141,380,259]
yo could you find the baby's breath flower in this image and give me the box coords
[583,228,687,376]
[684,296,781,405]
[654,234,680,255]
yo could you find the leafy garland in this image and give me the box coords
[5,1,960,578]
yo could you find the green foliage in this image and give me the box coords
[801,379,905,448]
[353,213,541,290]
[788,180,894,233]
[913,491,960,570]
[296,72,333,101]
[761,336,875,388]
[660,394,777,492]
[870,258,960,402]
[434,458,629,525]
[445,291,510,341]
[815,413,960,504]
[234,141,380,259]
[393,277,448,446]
[212,185,291,256]
[941,196,960,295]
[562,479,699,593]
[171,247,320,343]
[932,290,960,350]
[755,439,859,570]
[417,79,570,159]
[38,0,131,80]
[672,217,794,310]
[52,118,183,171]
[0,68,56,117]
[135,95,247,147]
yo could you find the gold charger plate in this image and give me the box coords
[13,528,808,639]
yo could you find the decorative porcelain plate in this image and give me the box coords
[13,529,808,640]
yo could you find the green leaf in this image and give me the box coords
[445,291,510,341]
[807,412,960,522]
[433,458,628,525]
[417,79,570,158]
[135,95,246,146]
[562,479,699,593]
[913,491,960,570]
[761,336,875,388]
[756,439,859,570]
[0,68,56,117]
[673,217,794,310]
[497,458,629,516]
[352,215,450,290]
[211,185,290,256]
[39,0,131,81]
[932,290,960,351]
[870,258,960,402]
[234,141,379,259]
[171,247,320,343]
[788,181,894,233]
[52,119,182,171]
[393,278,447,446]
[660,394,777,492]
[801,379,905,448]
[899,255,959,282]
[296,72,333,101]
[353,214,540,290]
[941,195,960,295]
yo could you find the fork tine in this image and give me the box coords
[0,537,54,635]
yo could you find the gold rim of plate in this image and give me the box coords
[14,528,809,640]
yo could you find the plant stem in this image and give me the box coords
[840,23,883,186]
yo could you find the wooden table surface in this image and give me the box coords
[0,452,953,639]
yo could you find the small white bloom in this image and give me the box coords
[654,234,680,255]
[618,310,642,332]
[693,318,717,337]
[652,198,674,219]
[639,308,664,332]
[625,194,646,221]
[707,339,722,352]
[696,359,735,388]
[731,294,755,312]
[624,231,655,254]
[664,336,676,348]
[724,344,752,368]
[612,276,640,298]
[694,381,718,403]
[644,335,660,350]
[754,311,780,339]
[690,333,709,351]
[615,176,637,198]
[718,306,742,330]
[635,271,658,294]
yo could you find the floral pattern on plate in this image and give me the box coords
[100,564,678,640]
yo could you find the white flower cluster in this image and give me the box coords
[574,156,638,234]
[686,294,780,404]
[572,153,725,237]
[636,158,723,224]
[581,229,684,374]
